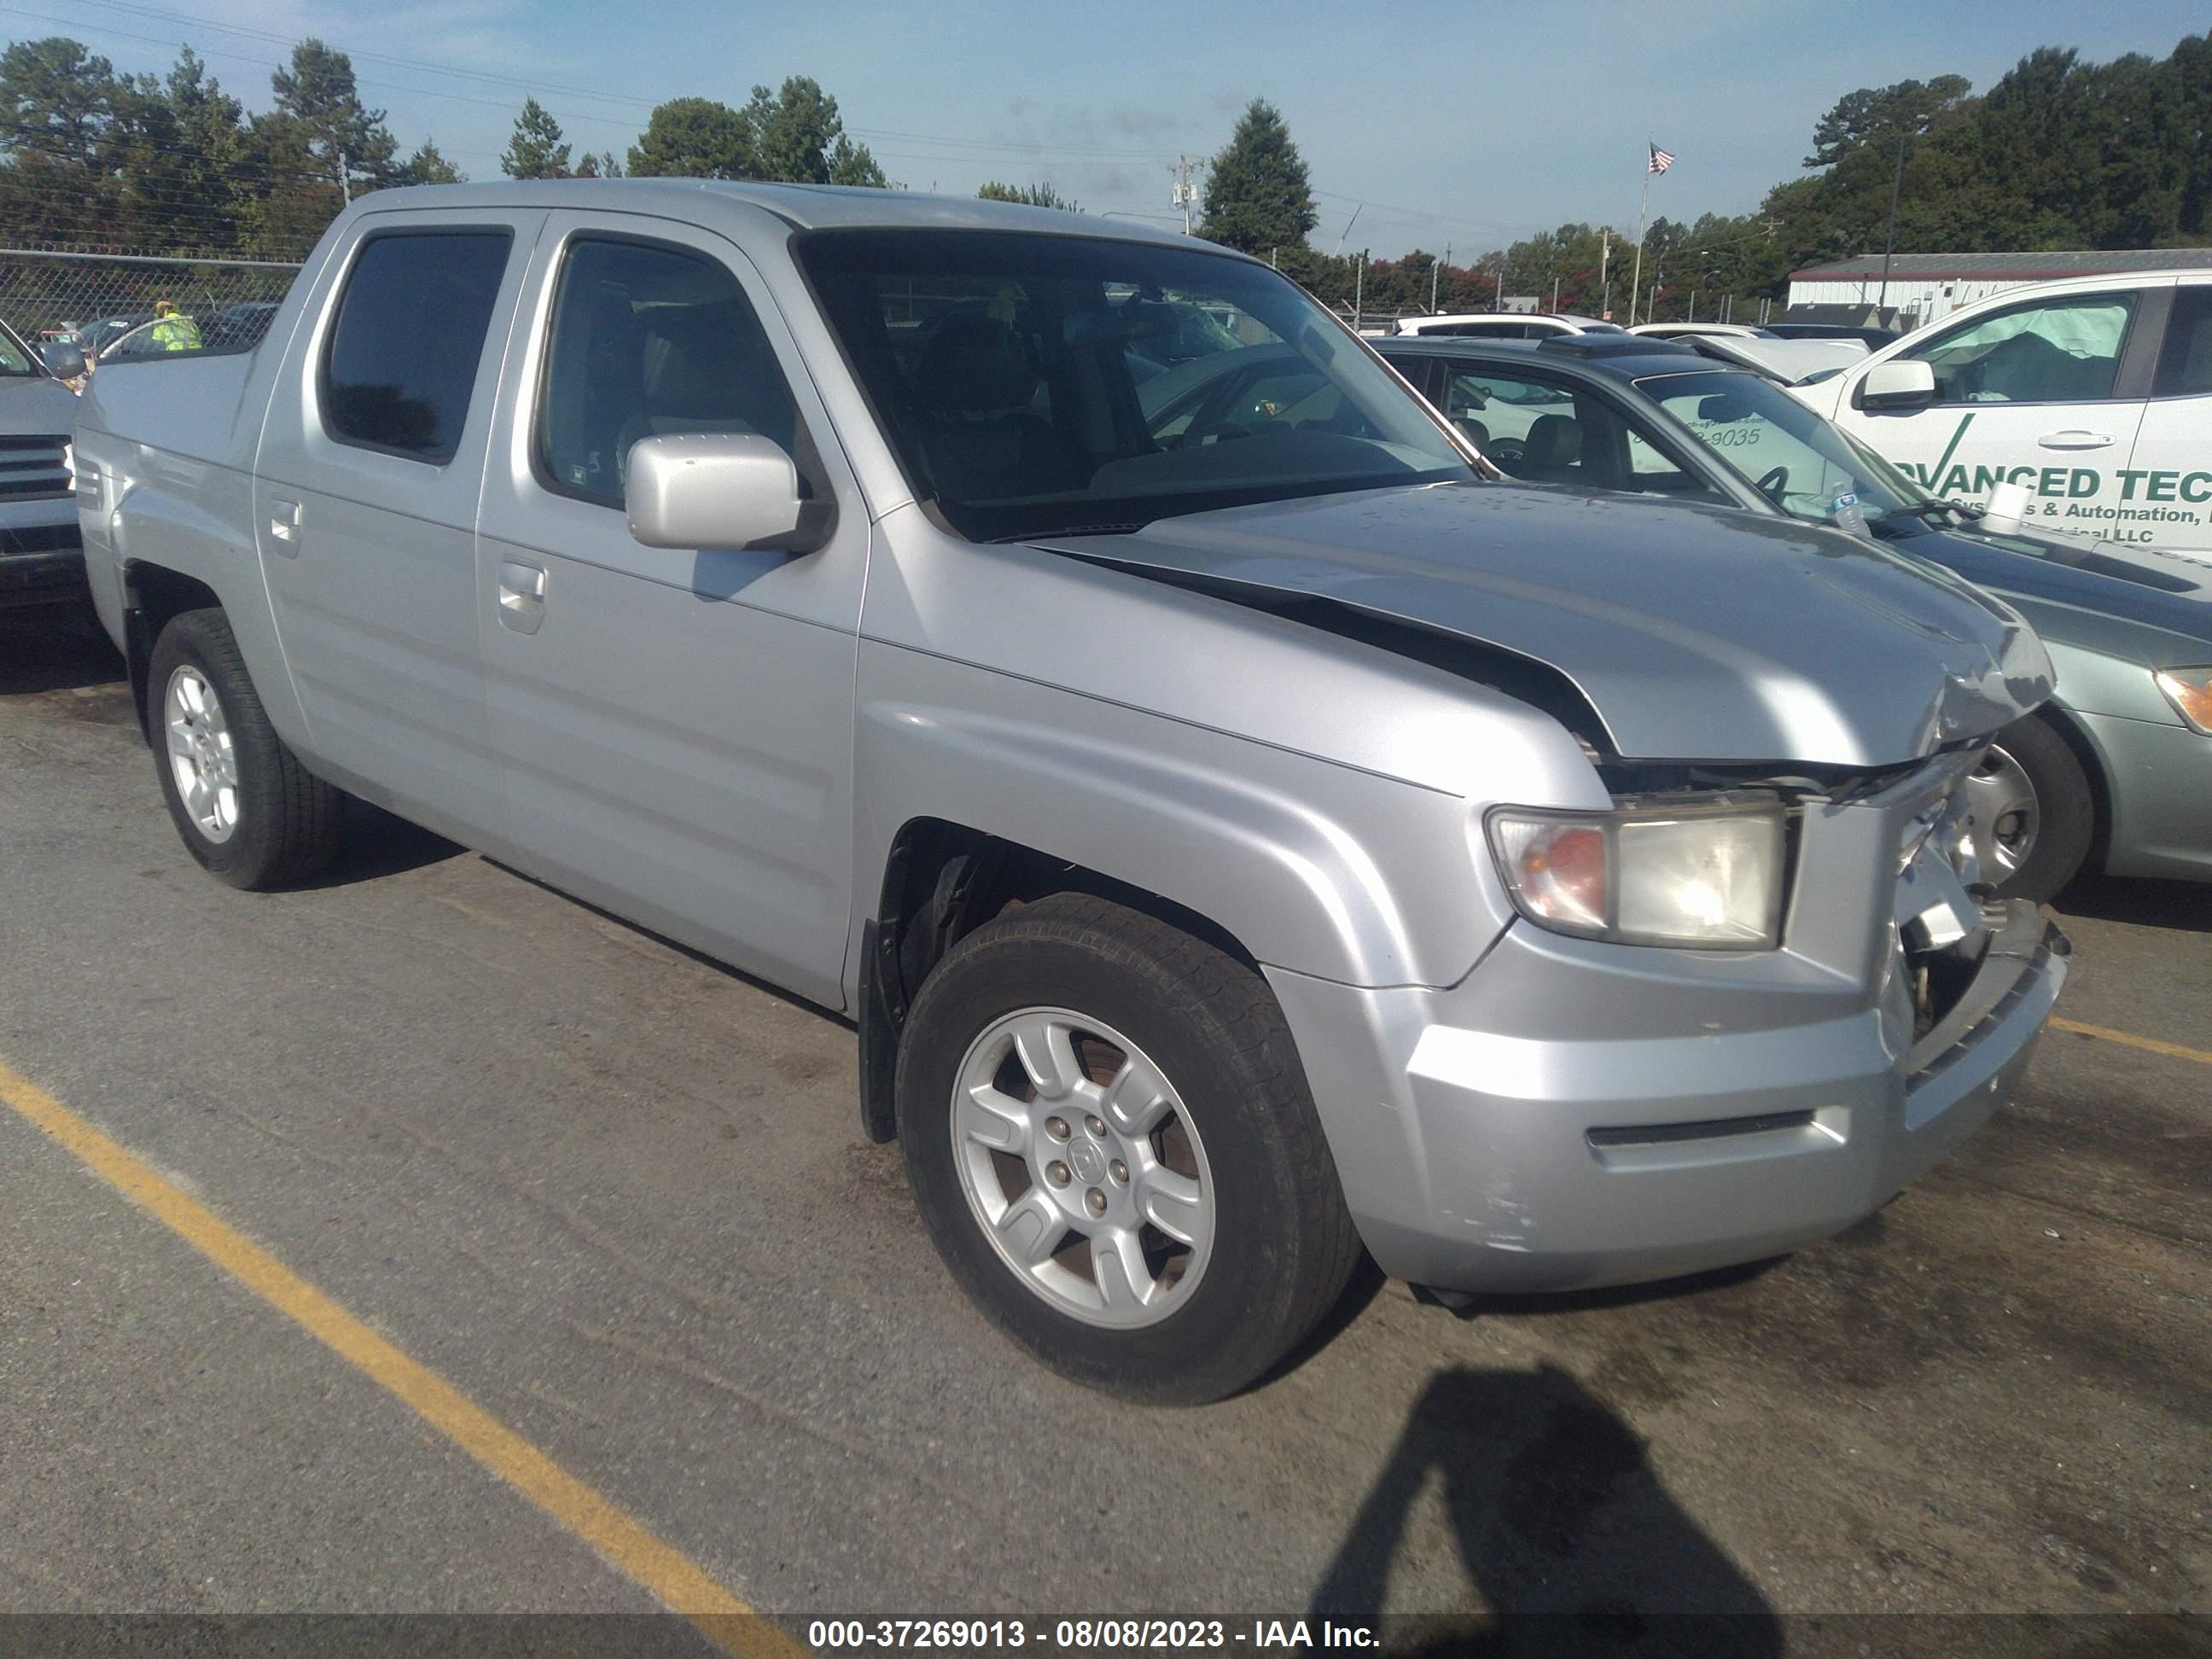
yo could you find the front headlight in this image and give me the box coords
[1487,796,1787,950]
[2154,667,2212,736]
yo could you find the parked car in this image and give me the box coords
[0,315,90,613]
[1764,321,1904,349]
[75,181,2066,1401]
[84,312,153,363]
[1378,333,2212,898]
[1626,323,1773,341]
[1392,311,1624,339]
[1796,271,2212,555]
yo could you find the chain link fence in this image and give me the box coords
[0,249,301,361]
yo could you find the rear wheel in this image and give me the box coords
[148,607,343,889]
[1963,714,2093,903]
[896,893,1362,1404]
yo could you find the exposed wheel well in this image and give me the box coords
[119,563,223,743]
[856,819,1260,1143]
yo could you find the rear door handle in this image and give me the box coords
[2037,430,2113,451]
[497,559,547,634]
[268,497,302,555]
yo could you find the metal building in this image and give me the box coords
[1786,248,2212,329]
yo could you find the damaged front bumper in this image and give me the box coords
[1265,760,2070,1295]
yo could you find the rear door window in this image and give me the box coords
[321,230,512,464]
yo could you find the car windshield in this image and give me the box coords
[797,229,1470,540]
[1633,368,1918,527]
[0,323,33,375]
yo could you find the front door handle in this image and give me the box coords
[268,497,302,555]
[497,560,547,634]
[2037,430,2114,451]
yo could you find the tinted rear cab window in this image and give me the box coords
[322,230,511,464]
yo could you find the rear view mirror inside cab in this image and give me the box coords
[1697,393,1755,423]
[625,432,831,555]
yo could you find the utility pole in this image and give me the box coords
[1689,289,1697,323]
[1600,230,1611,319]
[1495,265,1504,309]
[1430,249,1441,313]
[1353,249,1366,333]
[1169,155,1194,235]
[1877,129,1906,313]
[1551,275,1560,312]
[337,148,350,204]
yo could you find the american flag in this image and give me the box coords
[1648,143,1676,175]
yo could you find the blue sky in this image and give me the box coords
[38,0,2211,258]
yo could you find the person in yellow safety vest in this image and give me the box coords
[148,299,201,352]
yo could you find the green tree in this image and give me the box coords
[1199,99,1317,254]
[501,96,569,179]
[977,180,1077,210]
[397,138,464,185]
[627,96,755,178]
[743,76,883,185]
[265,39,396,192]
[574,149,623,178]
[1805,74,1973,167]
[0,37,123,168]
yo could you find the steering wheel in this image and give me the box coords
[1487,438,1527,465]
[1755,464,1790,504]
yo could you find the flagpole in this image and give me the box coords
[1629,139,1651,327]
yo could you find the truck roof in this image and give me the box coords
[349,179,1201,247]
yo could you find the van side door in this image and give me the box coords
[1831,285,2151,530]
[2125,282,2212,550]
[253,209,543,839]
[473,210,867,1009]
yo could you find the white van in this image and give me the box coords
[1799,272,2212,553]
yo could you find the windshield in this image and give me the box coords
[0,319,33,375]
[1633,368,1919,527]
[796,229,1471,540]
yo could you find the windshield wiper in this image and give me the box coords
[1889,499,1980,526]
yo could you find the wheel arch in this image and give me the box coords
[856,818,1266,1144]
[119,562,224,744]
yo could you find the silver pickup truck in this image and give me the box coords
[73,183,2067,1402]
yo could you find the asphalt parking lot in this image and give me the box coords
[1,608,2207,1648]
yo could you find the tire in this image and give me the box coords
[1965,713,2093,904]
[148,607,343,889]
[896,892,1362,1404]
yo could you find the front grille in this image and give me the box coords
[0,434,72,502]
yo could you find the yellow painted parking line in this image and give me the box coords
[0,1057,801,1659]
[2050,1017,2212,1068]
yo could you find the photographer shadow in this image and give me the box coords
[1310,1364,1782,1657]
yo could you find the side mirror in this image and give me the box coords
[624,432,830,553]
[40,341,86,381]
[1857,358,1936,410]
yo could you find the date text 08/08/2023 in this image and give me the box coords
[804,1620,1382,1650]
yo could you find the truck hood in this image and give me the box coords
[1036,483,2052,767]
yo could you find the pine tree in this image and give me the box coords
[266,39,396,193]
[626,97,755,179]
[977,181,1076,210]
[500,96,569,179]
[1197,99,1317,255]
[398,139,463,185]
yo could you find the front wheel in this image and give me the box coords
[896,893,1362,1404]
[1962,714,2093,903]
[148,607,344,889]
